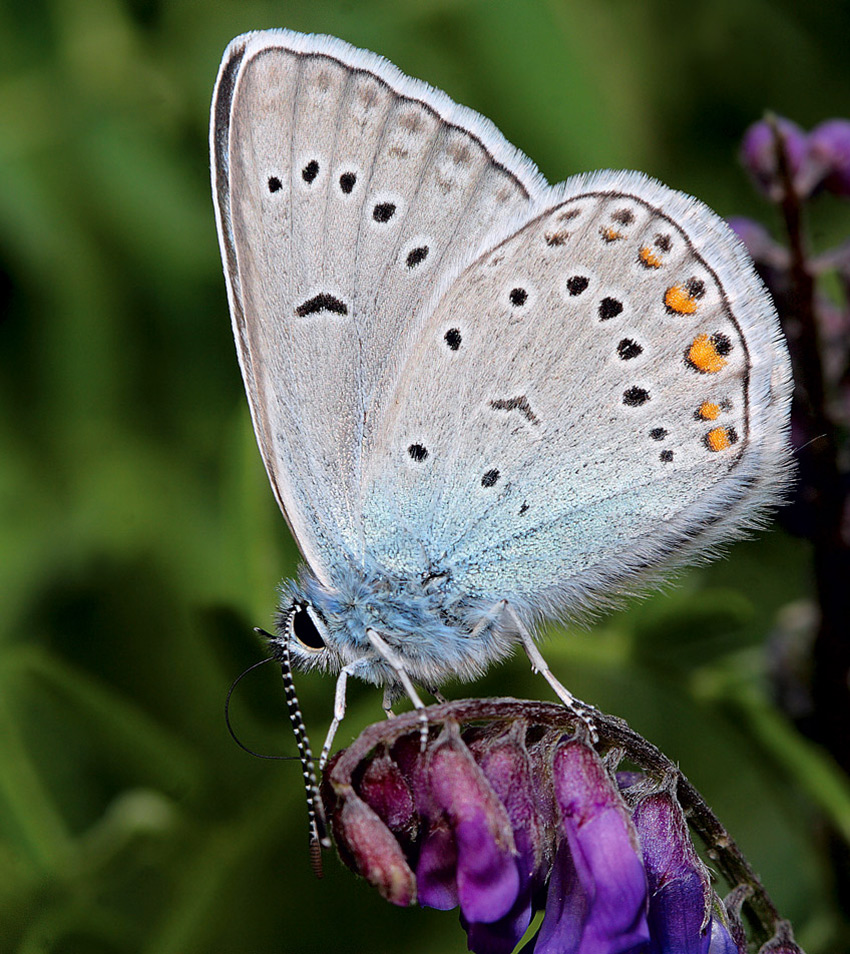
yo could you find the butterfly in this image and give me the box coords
[211,28,793,767]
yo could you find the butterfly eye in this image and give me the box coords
[288,603,326,652]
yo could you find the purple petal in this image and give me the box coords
[617,772,648,792]
[708,918,744,954]
[428,735,520,924]
[417,820,459,910]
[454,810,521,924]
[358,752,416,833]
[526,835,587,954]
[633,793,711,954]
[807,118,850,196]
[532,741,649,954]
[461,734,549,954]
[465,896,537,954]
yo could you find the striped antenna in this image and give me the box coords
[256,627,331,874]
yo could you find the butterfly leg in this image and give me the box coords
[425,685,448,704]
[503,603,599,739]
[367,629,429,750]
[382,685,397,718]
[319,661,359,770]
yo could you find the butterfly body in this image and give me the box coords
[211,30,793,696]
[283,557,515,687]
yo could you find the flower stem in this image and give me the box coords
[771,116,850,774]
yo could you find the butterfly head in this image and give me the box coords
[275,600,338,673]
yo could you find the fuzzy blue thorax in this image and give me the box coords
[276,557,516,688]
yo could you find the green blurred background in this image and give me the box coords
[2,1,850,951]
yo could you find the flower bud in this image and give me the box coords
[740,117,808,199]
[806,119,850,196]
[333,790,417,905]
[358,751,417,836]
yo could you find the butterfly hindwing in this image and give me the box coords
[361,173,792,612]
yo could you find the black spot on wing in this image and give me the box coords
[617,338,643,360]
[407,246,429,268]
[489,396,539,425]
[373,202,396,222]
[295,294,348,317]
[444,328,462,350]
[623,386,650,407]
[599,297,623,321]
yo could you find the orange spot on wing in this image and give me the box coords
[706,426,737,452]
[697,401,720,421]
[664,284,698,314]
[639,245,662,268]
[687,334,727,373]
[601,226,623,242]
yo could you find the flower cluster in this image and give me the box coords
[321,700,801,954]
[739,116,850,201]
[731,113,850,552]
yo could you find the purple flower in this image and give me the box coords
[740,117,808,199]
[322,701,804,954]
[633,791,741,953]
[739,114,850,200]
[806,119,850,197]
[463,731,551,954]
[529,740,649,953]
[425,732,520,923]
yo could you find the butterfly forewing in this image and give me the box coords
[212,30,540,577]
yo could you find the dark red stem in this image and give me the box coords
[771,117,850,773]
